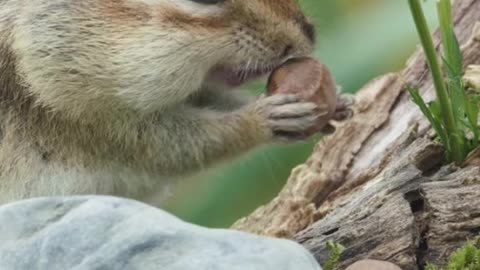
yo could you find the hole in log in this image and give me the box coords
[421,164,443,177]
[322,227,339,236]
[404,190,425,213]
[416,229,429,270]
[471,227,480,235]
[404,189,431,269]
[413,144,445,176]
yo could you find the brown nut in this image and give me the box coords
[345,260,403,270]
[267,57,337,135]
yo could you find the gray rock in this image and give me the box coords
[0,196,322,270]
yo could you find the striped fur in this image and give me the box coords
[0,0,316,204]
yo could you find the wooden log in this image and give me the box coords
[232,0,480,268]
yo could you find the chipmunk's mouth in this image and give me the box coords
[207,63,279,87]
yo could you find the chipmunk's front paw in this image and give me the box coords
[248,94,327,142]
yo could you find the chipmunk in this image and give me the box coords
[0,0,339,204]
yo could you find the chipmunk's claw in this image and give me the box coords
[318,93,355,136]
[333,93,355,121]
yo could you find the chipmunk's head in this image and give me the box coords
[10,0,316,116]
[187,0,317,87]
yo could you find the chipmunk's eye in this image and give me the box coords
[190,0,224,4]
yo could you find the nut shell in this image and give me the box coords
[267,57,337,135]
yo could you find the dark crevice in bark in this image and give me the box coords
[322,227,339,236]
[415,228,429,270]
[405,189,430,270]
[470,227,480,235]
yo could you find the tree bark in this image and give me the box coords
[232,1,480,269]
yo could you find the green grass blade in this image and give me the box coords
[409,0,462,162]
[425,264,438,270]
[408,86,450,153]
[444,59,467,147]
[427,99,451,152]
[444,58,465,119]
[437,0,472,160]
[466,99,480,144]
[437,0,463,77]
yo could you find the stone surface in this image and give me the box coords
[345,260,402,270]
[0,196,322,270]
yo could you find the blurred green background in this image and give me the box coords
[162,0,438,228]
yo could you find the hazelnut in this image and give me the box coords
[345,260,403,270]
[267,57,337,135]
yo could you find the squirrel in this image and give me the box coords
[0,0,340,205]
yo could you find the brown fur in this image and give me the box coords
[158,6,229,29]
[257,0,303,19]
[101,0,152,22]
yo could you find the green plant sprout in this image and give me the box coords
[407,0,480,164]
[323,240,345,270]
[425,238,480,270]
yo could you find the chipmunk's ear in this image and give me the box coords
[189,0,225,4]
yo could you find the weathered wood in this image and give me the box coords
[233,0,480,268]
[297,137,480,269]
